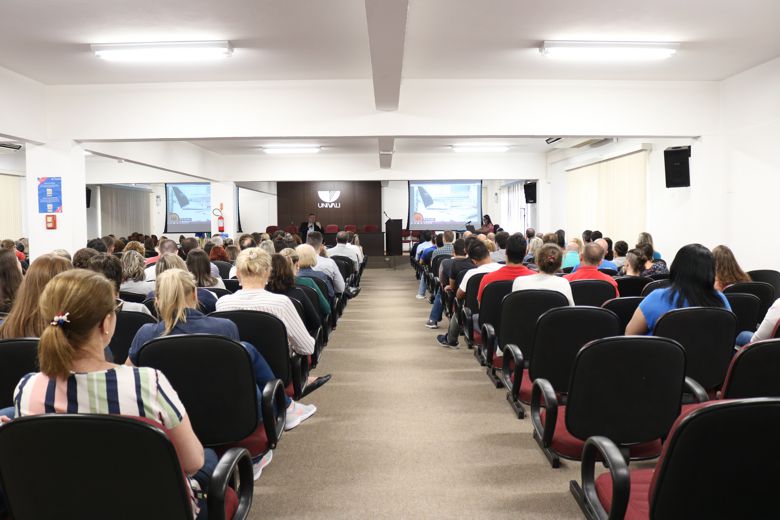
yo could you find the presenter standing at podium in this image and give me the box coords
[299,213,323,242]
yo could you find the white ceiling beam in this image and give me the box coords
[378,136,395,169]
[365,0,409,111]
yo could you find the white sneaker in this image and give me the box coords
[415,294,426,300]
[284,401,317,431]
[252,449,273,481]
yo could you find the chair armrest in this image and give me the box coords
[482,323,496,361]
[530,378,558,448]
[580,436,630,520]
[261,379,286,448]
[208,447,254,520]
[502,344,525,397]
[684,377,709,403]
[463,306,474,339]
[290,354,310,401]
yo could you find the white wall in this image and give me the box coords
[0,66,46,143]
[238,187,278,234]
[381,181,408,229]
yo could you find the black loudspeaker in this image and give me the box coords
[524,182,537,203]
[664,146,691,188]
[86,188,92,208]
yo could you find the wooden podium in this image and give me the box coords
[385,219,402,256]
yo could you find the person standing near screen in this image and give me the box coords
[477,214,494,234]
[299,213,323,243]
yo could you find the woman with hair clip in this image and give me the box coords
[11,270,212,518]
[626,244,731,335]
[0,254,72,338]
[186,249,226,290]
[512,243,574,305]
[0,248,23,314]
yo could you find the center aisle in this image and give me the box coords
[254,266,582,519]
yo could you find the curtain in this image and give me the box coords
[501,181,526,233]
[0,175,23,240]
[565,151,647,245]
[100,185,152,237]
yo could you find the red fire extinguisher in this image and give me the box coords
[213,208,225,233]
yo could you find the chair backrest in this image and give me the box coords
[0,414,193,519]
[562,266,574,274]
[310,277,330,300]
[724,292,762,333]
[363,224,379,233]
[649,398,780,519]
[723,281,775,322]
[721,339,780,399]
[477,280,514,330]
[498,290,569,360]
[297,284,326,319]
[463,272,487,313]
[213,260,233,279]
[614,276,652,297]
[641,278,671,296]
[654,307,738,390]
[344,224,357,233]
[107,311,157,365]
[208,287,232,299]
[648,272,670,281]
[0,338,38,409]
[265,225,279,234]
[599,268,618,276]
[209,310,292,384]
[566,336,686,445]
[324,224,339,233]
[570,279,616,307]
[529,307,621,391]
[142,297,158,318]
[284,225,298,234]
[746,269,780,300]
[430,254,450,281]
[223,278,240,292]
[331,256,354,279]
[602,296,644,334]
[119,290,147,303]
[136,334,258,447]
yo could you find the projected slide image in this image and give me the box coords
[408,181,482,230]
[166,183,211,233]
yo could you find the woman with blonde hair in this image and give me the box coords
[712,245,751,291]
[295,244,334,302]
[123,240,145,256]
[280,248,330,316]
[154,253,218,313]
[0,254,72,338]
[523,236,543,265]
[120,250,155,295]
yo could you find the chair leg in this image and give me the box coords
[506,391,525,419]
[473,344,486,366]
[486,365,503,388]
[532,429,560,468]
[569,481,601,520]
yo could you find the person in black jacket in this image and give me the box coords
[298,213,323,243]
[267,253,322,335]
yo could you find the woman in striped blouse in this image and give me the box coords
[12,270,208,517]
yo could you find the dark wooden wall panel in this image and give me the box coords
[276,181,382,230]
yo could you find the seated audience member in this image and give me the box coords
[208,245,229,263]
[564,242,619,297]
[225,244,240,263]
[1,240,25,265]
[102,235,116,254]
[203,242,215,257]
[295,244,335,302]
[637,231,662,260]
[186,249,226,290]
[87,254,152,317]
[280,248,331,317]
[637,242,669,278]
[181,238,219,280]
[414,231,434,262]
[0,254,72,338]
[448,237,479,291]
[437,241,501,349]
[623,248,648,277]
[328,231,360,270]
[13,269,214,516]
[582,230,592,244]
[491,231,509,263]
[604,237,614,261]
[477,233,535,303]
[259,240,276,257]
[154,254,218,314]
[569,238,617,271]
[485,240,497,253]
[426,238,467,329]
[525,228,536,241]
[123,240,145,256]
[86,237,107,253]
[591,230,603,242]
[144,238,178,274]
[512,243,574,305]
[747,298,780,344]
[210,236,224,248]
[562,241,581,270]
[143,237,157,257]
[555,229,566,249]
[120,250,155,296]
[0,249,22,313]
[51,249,72,261]
[626,244,731,335]
[267,254,322,333]
[431,230,455,263]
[416,235,442,299]
[712,244,751,291]
[72,247,99,269]
[524,236,543,265]
[239,235,258,250]
[306,231,346,295]
[612,240,629,270]
[273,238,286,253]
[257,233,269,243]
[541,232,559,244]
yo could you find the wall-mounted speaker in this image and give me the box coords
[86,187,92,208]
[664,146,691,188]
[524,182,537,203]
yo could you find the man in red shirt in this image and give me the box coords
[564,242,619,297]
[477,233,535,304]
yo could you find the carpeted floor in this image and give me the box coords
[253,266,584,519]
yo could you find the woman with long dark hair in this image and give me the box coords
[267,253,322,332]
[186,248,225,290]
[0,249,23,313]
[712,245,751,291]
[626,244,731,334]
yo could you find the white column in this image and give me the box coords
[25,140,87,259]
[210,181,237,238]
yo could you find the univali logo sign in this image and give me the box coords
[317,190,341,208]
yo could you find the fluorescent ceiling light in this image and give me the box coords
[540,41,678,61]
[261,145,321,155]
[91,41,233,62]
[451,144,510,153]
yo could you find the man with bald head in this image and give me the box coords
[594,238,618,271]
[564,242,619,296]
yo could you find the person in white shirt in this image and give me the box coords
[745,298,780,344]
[306,231,346,294]
[346,232,364,263]
[512,243,574,305]
[414,230,434,262]
[327,231,359,270]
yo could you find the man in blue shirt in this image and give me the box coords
[570,238,618,272]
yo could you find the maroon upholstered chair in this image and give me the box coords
[324,224,339,233]
[572,398,780,520]
[265,225,279,234]
[343,224,357,233]
[363,224,379,233]
[284,225,297,234]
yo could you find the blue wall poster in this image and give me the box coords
[38,177,63,214]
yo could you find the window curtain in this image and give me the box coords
[0,175,23,240]
[100,185,152,237]
[501,181,527,233]
[565,151,647,245]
